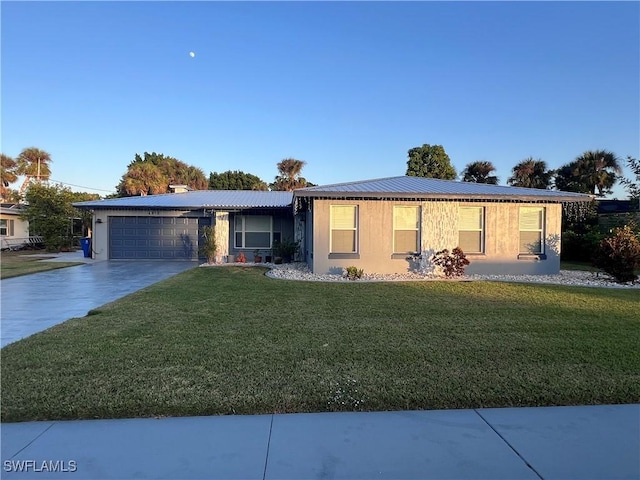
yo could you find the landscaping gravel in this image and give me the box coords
[204,262,639,289]
[200,262,640,290]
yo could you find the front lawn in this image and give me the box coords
[2,267,639,422]
[0,251,83,279]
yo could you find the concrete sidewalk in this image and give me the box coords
[1,404,638,479]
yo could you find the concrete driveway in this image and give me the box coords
[1,260,196,347]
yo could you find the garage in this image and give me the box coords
[109,216,199,260]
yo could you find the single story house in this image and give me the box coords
[0,204,31,250]
[74,176,592,275]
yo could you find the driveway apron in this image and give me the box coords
[1,261,196,347]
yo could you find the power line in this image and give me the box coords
[48,179,116,193]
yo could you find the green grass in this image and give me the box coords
[2,267,639,422]
[0,251,83,279]
[560,260,600,272]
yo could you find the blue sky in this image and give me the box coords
[2,1,639,197]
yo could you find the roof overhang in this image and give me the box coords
[293,191,594,203]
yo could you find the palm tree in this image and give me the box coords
[461,161,498,184]
[16,147,52,196]
[507,158,552,189]
[271,158,308,191]
[183,166,208,190]
[555,150,621,196]
[1,154,19,200]
[121,162,168,196]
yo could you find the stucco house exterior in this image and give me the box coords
[0,204,31,250]
[74,176,592,275]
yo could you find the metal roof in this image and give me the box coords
[74,190,294,210]
[295,176,593,202]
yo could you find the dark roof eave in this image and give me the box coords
[294,191,593,202]
[73,204,292,210]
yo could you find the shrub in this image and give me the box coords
[431,247,470,278]
[198,226,217,264]
[592,225,640,283]
[561,229,606,262]
[272,238,299,262]
[344,266,364,280]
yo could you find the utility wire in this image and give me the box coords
[48,179,116,193]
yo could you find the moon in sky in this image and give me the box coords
[189,51,195,58]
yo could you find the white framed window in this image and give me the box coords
[393,206,420,253]
[234,215,272,249]
[458,207,484,254]
[330,205,358,253]
[519,207,545,254]
[0,219,14,236]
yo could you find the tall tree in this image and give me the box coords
[461,161,498,184]
[120,162,168,196]
[209,171,268,190]
[620,155,640,209]
[1,153,19,201]
[271,158,311,191]
[507,157,553,189]
[405,144,456,180]
[16,147,52,196]
[555,150,621,196]
[21,183,80,251]
[116,152,207,196]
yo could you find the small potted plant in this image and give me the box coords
[236,251,247,263]
[253,249,263,263]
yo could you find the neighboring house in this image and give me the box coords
[597,199,640,230]
[0,204,30,250]
[74,176,592,275]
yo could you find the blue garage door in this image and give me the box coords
[109,217,199,260]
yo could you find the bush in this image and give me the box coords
[272,238,299,263]
[431,247,470,278]
[198,226,217,264]
[344,266,364,280]
[561,229,606,262]
[592,225,640,283]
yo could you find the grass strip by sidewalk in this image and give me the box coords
[0,251,83,279]
[2,266,639,422]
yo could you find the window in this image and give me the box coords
[0,219,14,236]
[393,206,420,253]
[519,207,545,254]
[330,205,357,253]
[234,215,272,249]
[458,207,484,254]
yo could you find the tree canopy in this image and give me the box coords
[21,183,97,251]
[209,171,268,190]
[507,158,553,189]
[620,155,639,207]
[270,158,313,191]
[116,152,208,196]
[16,147,52,196]
[1,153,19,201]
[555,150,621,196]
[461,161,498,184]
[405,144,456,180]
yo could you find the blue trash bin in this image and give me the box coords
[80,238,91,258]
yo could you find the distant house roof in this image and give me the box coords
[74,191,294,210]
[295,176,593,202]
[597,199,637,214]
[0,204,26,216]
